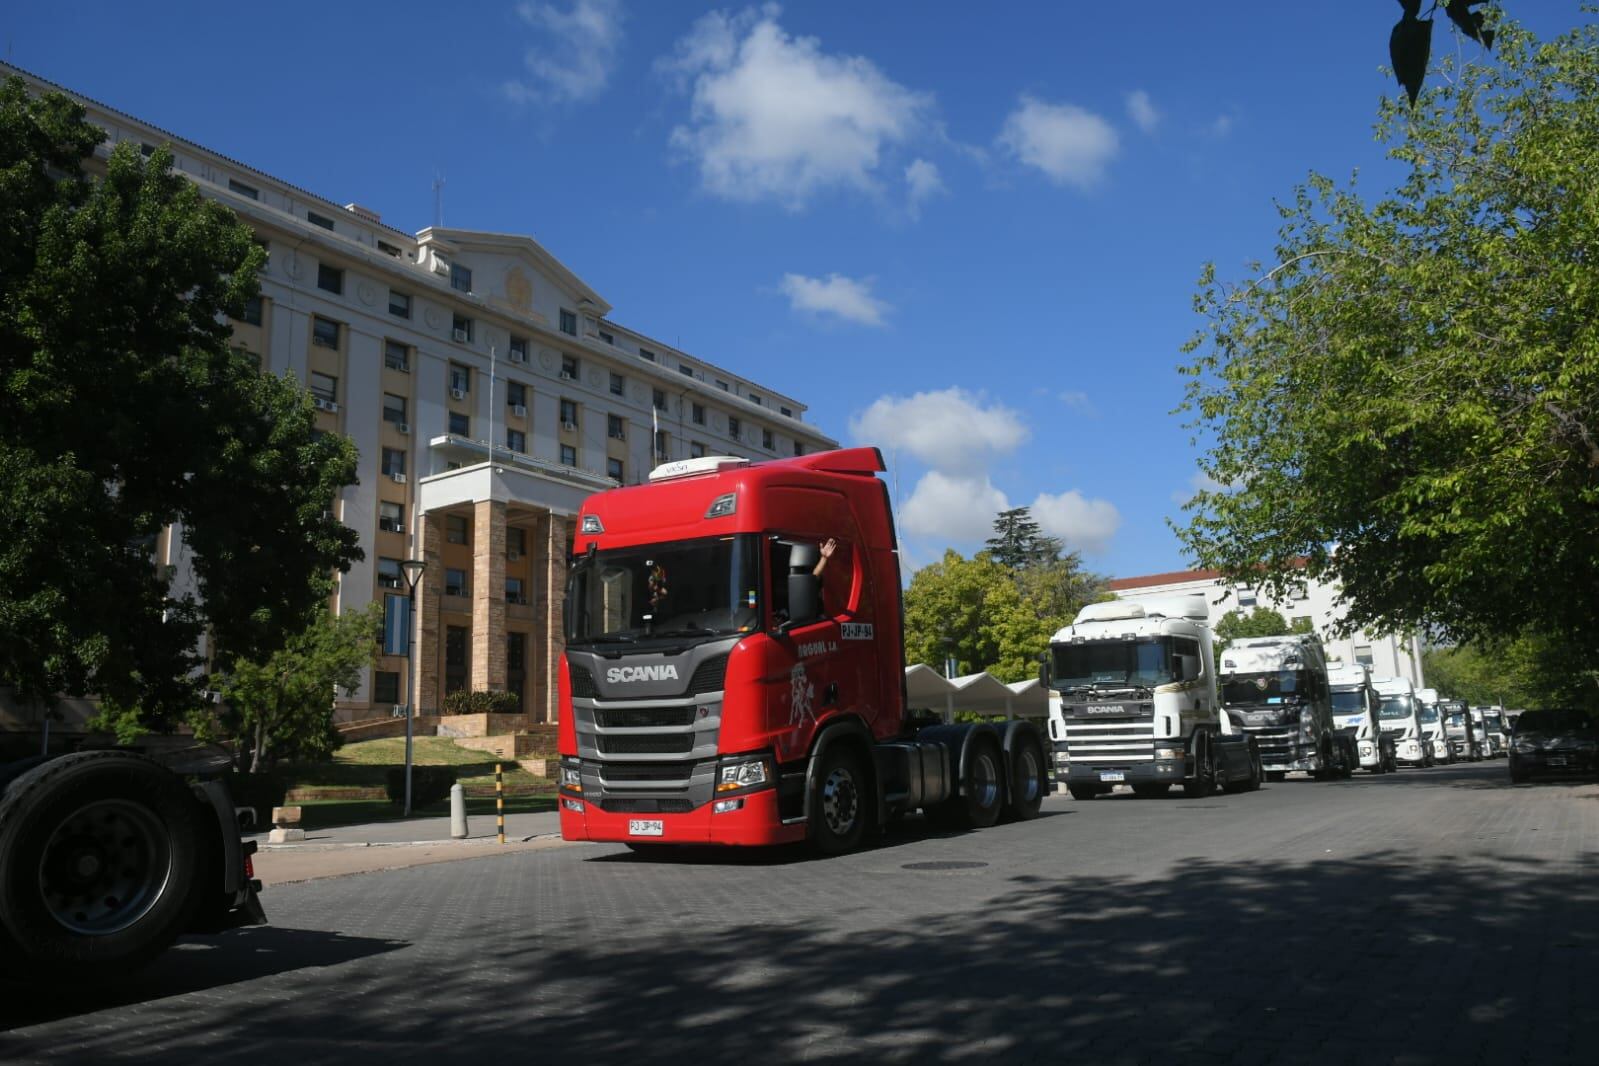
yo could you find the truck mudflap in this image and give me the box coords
[193,779,267,930]
[1212,733,1255,783]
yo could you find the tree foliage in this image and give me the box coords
[1178,19,1599,652]
[1390,2,1497,107]
[0,78,362,728]
[985,507,1062,570]
[1424,633,1599,712]
[205,604,383,772]
[1212,608,1313,656]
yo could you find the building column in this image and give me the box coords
[415,512,444,716]
[544,511,568,723]
[472,499,508,692]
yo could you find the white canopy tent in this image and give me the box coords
[903,665,1051,723]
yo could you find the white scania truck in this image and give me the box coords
[1328,660,1397,773]
[1218,635,1355,781]
[1415,688,1452,764]
[1374,677,1430,766]
[1045,595,1261,800]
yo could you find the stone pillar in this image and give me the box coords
[415,512,444,716]
[472,498,508,692]
[544,511,568,723]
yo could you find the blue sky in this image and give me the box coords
[9,2,1585,579]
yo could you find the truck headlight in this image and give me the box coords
[1514,742,1536,755]
[1154,747,1185,761]
[717,753,773,793]
[560,757,582,794]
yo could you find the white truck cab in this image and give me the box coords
[1415,687,1451,764]
[1328,660,1397,773]
[1373,677,1430,767]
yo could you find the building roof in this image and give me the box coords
[1107,567,1222,591]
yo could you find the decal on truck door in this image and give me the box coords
[789,663,817,728]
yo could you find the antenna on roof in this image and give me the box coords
[432,172,445,228]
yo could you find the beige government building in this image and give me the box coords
[4,63,837,726]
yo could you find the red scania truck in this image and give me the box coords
[557,448,1050,853]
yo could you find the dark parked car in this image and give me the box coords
[1508,710,1599,783]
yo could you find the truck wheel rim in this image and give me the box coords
[821,767,859,836]
[1016,749,1041,803]
[972,752,1000,809]
[39,799,172,936]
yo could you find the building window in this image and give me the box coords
[382,448,406,477]
[561,354,579,380]
[379,501,404,532]
[506,577,526,605]
[228,178,259,200]
[377,557,403,589]
[609,372,624,396]
[507,381,526,407]
[607,414,626,441]
[307,210,335,231]
[389,290,411,318]
[446,515,468,545]
[448,411,470,437]
[653,388,666,411]
[445,626,468,694]
[383,394,407,425]
[690,441,706,459]
[317,262,343,295]
[560,444,577,467]
[450,262,472,293]
[559,308,577,336]
[1236,588,1257,608]
[311,315,340,349]
[793,441,805,457]
[509,335,528,362]
[560,399,578,427]
[241,294,263,327]
[716,380,729,392]
[508,527,527,557]
[384,339,410,372]
[679,364,694,377]
[655,430,669,461]
[607,457,624,482]
[444,569,468,596]
[309,372,337,405]
[639,348,655,362]
[762,428,774,450]
[599,330,614,345]
[692,403,705,425]
[373,670,400,706]
[728,416,741,440]
[1354,644,1374,666]
[749,393,761,407]
[452,313,473,343]
[780,406,793,418]
[378,240,403,258]
[507,428,526,453]
[450,363,470,394]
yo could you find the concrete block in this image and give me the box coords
[268,826,306,843]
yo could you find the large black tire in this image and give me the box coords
[1131,782,1170,799]
[1338,739,1356,779]
[1003,738,1047,821]
[936,737,1004,828]
[1066,783,1098,802]
[1182,736,1216,799]
[809,744,869,855]
[0,751,203,979]
[1246,746,1265,791]
[1508,757,1529,785]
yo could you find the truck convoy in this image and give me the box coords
[1327,660,1397,773]
[1218,635,1355,781]
[0,750,263,978]
[1415,688,1452,765]
[1442,699,1480,760]
[1374,677,1430,766]
[1044,596,1261,800]
[556,449,1051,854]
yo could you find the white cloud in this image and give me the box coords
[504,0,624,104]
[662,6,933,208]
[901,472,1009,542]
[850,388,1027,475]
[1126,89,1159,134]
[1030,490,1122,555]
[904,158,946,217]
[997,95,1119,189]
[778,273,890,327]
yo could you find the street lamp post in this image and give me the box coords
[401,557,428,817]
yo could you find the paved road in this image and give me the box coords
[4,761,1596,1064]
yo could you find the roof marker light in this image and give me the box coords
[705,493,737,519]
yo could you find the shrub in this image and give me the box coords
[386,765,457,808]
[441,690,521,715]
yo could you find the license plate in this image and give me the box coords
[628,819,664,836]
[1548,757,1569,767]
[1099,771,1126,783]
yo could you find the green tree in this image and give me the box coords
[1212,607,1312,656]
[1425,633,1599,712]
[1178,19,1599,652]
[207,604,383,772]
[985,507,1062,571]
[0,78,361,730]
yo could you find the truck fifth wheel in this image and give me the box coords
[556,448,1050,854]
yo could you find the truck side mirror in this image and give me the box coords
[1038,655,1051,689]
[787,572,820,626]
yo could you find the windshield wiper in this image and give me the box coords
[652,625,722,638]
[575,634,638,645]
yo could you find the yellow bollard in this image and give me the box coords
[496,761,505,845]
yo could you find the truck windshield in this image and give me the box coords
[1418,705,1439,723]
[566,534,760,646]
[1331,689,1366,714]
[1379,696,1413,720]
[1447,712,1466,729]
[1483,714,1504,733]
[1052,639,1173,690]
[1220,670,1307,705]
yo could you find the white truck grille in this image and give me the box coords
[1059,719,1155,764]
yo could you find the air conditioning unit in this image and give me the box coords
[562,420,577,432]
[509,351,526,364]
[396,422,410,434]
[390,472,407,484]
[392,524,405,534]
[559,369,574,380]
[510,403,527,417]
[313,397,339,413]
[450,388,466,400]
[453,328,469,344]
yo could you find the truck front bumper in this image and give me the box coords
[559,788,807,847]
[1356,740,1380,769]
[1055,749,1187,786]
[1396,738,1427,764]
